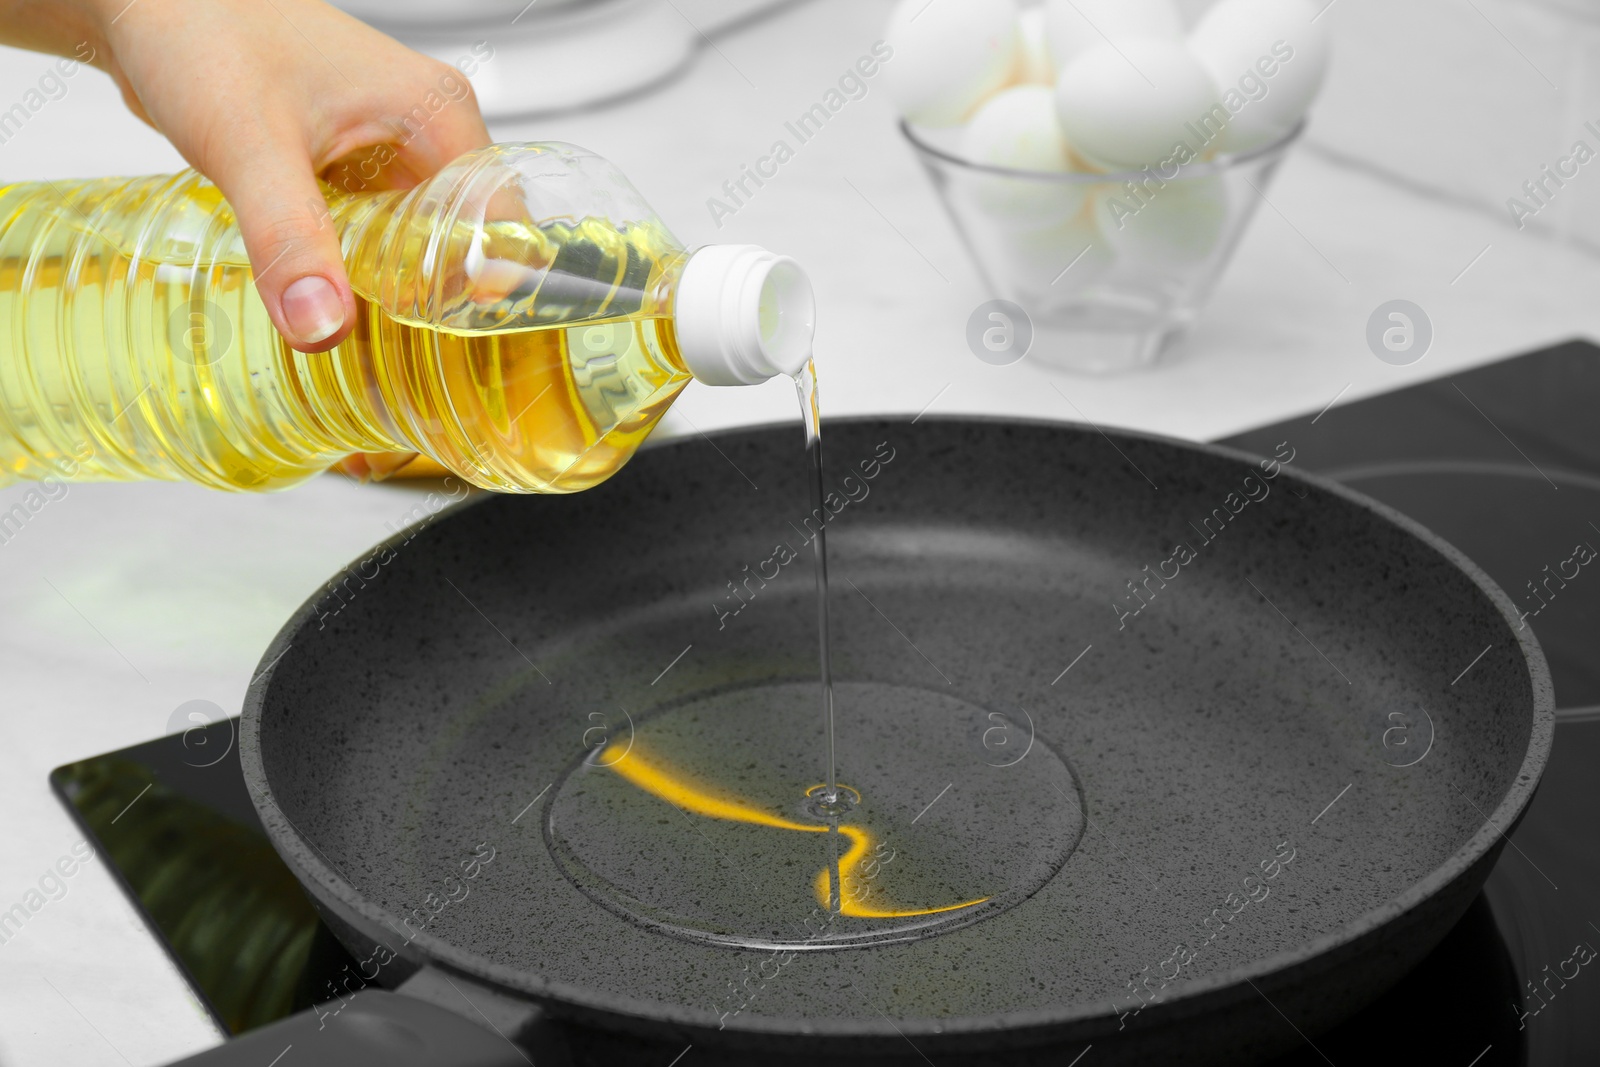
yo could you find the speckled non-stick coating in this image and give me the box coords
[241,417,1553,1065]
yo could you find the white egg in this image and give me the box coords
[960,85,1073,173]
[1092,175,1230,271]
[1017,6,1054,84]
[1055,40,1222,170]
[989,211,1113,297]
[957,85,1086,228]
[883,0,1023,127]
[1043,0,1182,68]
[1188,0,1330,152]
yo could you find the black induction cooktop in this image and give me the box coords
[1224,338,1600,1066]
[52,339,1600,1065]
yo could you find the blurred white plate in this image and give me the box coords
[334,0,699,119]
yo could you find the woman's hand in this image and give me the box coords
[3,0,492,352]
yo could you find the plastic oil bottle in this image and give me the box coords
[0,142,816,493]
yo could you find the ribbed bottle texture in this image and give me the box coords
[0,143,695,493]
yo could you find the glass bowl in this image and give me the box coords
[903,119,1303,375]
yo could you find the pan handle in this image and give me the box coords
[165,984,561,1067]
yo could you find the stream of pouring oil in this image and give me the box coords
[794,359,842,912]
[595,367,993,921]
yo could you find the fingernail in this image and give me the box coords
[281,275,345,345]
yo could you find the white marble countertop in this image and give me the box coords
[2,1,1599,1064]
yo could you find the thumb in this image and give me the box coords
[209,140,355,353]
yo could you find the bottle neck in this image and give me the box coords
[648,250,693,378]
[669,245,817,387]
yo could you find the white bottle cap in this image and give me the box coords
[672,244,816,386]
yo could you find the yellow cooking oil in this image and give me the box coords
[0,152,696,493]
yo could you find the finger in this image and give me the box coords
[320,142,425,194]
[329,452,425,483]
[317,73,492,193]
[392,79,493,180]
[206,133,355,353]
[330,454,373,483]
[106,63,157,130]
[360,451,422,481]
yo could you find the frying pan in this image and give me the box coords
[174,416,1553,1066]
